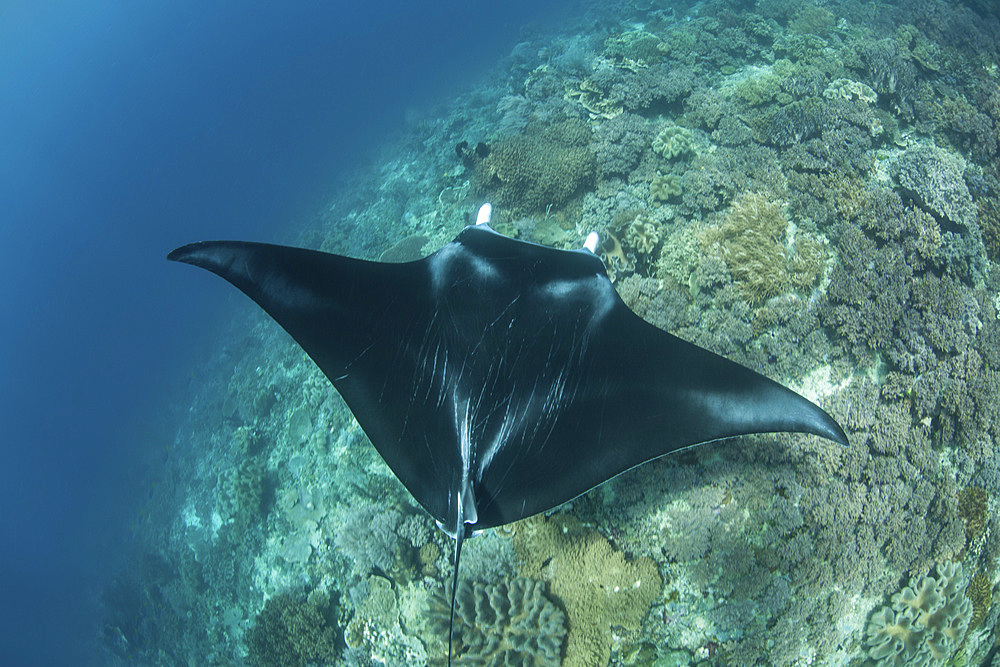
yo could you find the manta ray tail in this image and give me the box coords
[447,511,465,666]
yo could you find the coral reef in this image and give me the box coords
[379,235,429,262]
[651,124,694,160]
[112,1,1000,664]
[891,145,975,230]
[702,192,826,303]
[510,514,661,667]
[246,588,338,667]
[472,121,596,214]
[650,174,682,202]
[427,577,566,666]
[865,562,972,666]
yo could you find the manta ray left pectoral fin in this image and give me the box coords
[167,240,456,526]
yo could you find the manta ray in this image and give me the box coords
[169,203,847,664]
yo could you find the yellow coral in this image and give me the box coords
[967,570,993,630]
[510,514,662,667]
[651,125,694,160]
[564,78,623,120]
[650,174,682,202]
[958,486,988,542]
[625,217,660,255]
[702,192,827,304]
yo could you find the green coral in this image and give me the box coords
[428,577,566,666]
[474,121,596,214]
[865,561,973,666]
[651,124,694,160]
[650,174,682,202]
[896,24,943,72]
[246,589,338,667]
[702,192,827,304]
[733,72,783,107]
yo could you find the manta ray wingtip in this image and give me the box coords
[166,244,193,262]
[828,419,850,448]
[167,241,217,264]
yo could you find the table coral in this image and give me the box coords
[603,30,664,65]
[891,145,975,230]
[565,78,624,120]
[823,78,878,104]
[510,514,661,667]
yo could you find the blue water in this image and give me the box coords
[0,2,568,663]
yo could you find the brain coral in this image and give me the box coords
[510,514,662,667]
[865,561,973,666]
[428,577,566,666]
[474,122,596,214]
[246,588,338,667]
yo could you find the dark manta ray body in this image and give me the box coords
[169,203,847,663]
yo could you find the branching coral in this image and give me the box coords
[865,562,972,666]
[334,504,402,575]
[821,223,912,353]
[427,577,566,666]
[594,113,654,177]
[891,145,975,229]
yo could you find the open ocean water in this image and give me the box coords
[2,1,998,665]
